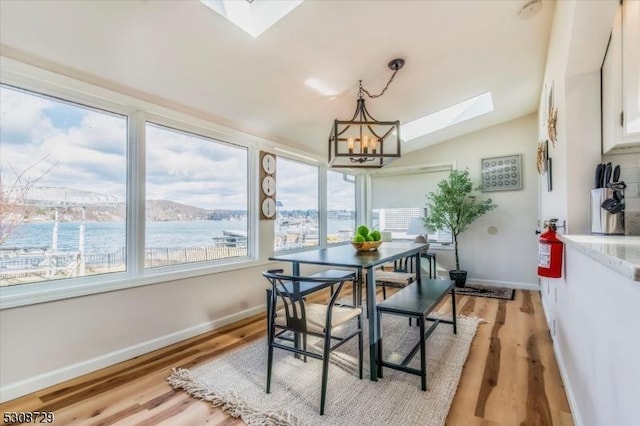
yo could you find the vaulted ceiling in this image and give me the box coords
[0,0,557,159]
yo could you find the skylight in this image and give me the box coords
[200,0,303,38]
[401,92,494,141]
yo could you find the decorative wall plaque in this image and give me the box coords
[481,154,522,192]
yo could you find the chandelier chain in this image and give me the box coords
[359,68,400,99]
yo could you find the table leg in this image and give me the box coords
[354,268,363,308]
[366,266,378,381]
[431,253,436,279]
[291,262,301,356]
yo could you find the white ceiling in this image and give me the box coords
[0,0,557,159]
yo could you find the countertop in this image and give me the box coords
[559,234,640,281]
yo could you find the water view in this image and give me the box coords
[2,219,356,253]
[0,218,355,286]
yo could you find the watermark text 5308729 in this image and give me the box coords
[3,411,55,424]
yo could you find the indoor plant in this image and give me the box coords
[424,169,497,287]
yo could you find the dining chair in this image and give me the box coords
[262,269,363,415]
[375,255,417,300]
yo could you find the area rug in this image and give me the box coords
[455,284,515,300]
[168,314,481,426]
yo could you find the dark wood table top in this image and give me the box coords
[269,241,429,269]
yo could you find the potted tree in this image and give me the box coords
[424,169,496,287]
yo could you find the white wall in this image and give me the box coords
[388,114,539,287]
[538,0,616,234]
[547,245,640,426]
[538,1,629,425]
[0,263,271,401]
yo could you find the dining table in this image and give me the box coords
[269,241,429,381]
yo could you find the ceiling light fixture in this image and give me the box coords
[328,58,405,169]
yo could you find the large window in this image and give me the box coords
[327,170,355,244]
[0,72,348,307]
[145,123,249,267]
[370,167,453,243]
[275,157,318,252]
[0,85,127,286]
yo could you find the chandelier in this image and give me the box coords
[328,58,405,168]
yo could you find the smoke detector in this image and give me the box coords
[518,0,542,19]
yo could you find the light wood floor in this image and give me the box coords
[0,287,572,426]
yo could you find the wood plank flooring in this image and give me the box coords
[0,287,572,425]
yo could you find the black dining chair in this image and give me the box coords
[375,255,417,300]
[262,269,363,415]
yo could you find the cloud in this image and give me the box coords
[145,123,248,209]
[1,85,356,213]
[327,170,356,211]
[0,86,57,143]
[276,158,319,210]
[1,86,128,200]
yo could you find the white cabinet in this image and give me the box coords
[602,0,640,153]
[622,0,640,135]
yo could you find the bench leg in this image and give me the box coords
[419,315,427,391]
[377,309,384,379]
[451,287,457,334]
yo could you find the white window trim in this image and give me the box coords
[0,57,271,309]
[364,162,457,244]
[273,154,321,254]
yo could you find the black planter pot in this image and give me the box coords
[449,270,468,288]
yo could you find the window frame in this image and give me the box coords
[0,59,263,309]
[143,117,253,271]
[325,169,357,246]
[273,153,320,254]
[365,163,456,246]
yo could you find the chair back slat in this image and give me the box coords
[262,269,355,333]
[274,277,307,333]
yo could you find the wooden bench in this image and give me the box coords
[376,278,457,391]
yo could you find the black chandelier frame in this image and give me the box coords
[328,58,405,169]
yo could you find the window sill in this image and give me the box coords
[0,256,266,310]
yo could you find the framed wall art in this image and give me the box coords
[481,154,522,192]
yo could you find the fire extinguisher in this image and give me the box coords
[538,219,563,278]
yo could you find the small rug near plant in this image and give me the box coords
[168,314,481,426]
[455,284,515,300]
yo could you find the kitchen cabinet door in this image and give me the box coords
[602,0,640,153]
[602,4,623,153]
[622,0,640,136]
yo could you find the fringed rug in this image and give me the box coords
[455,284,515,300]
[168,314,481,426]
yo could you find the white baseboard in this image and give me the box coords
[465,277,539,291]
[0,305,265,403]
[552,339,584,426]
